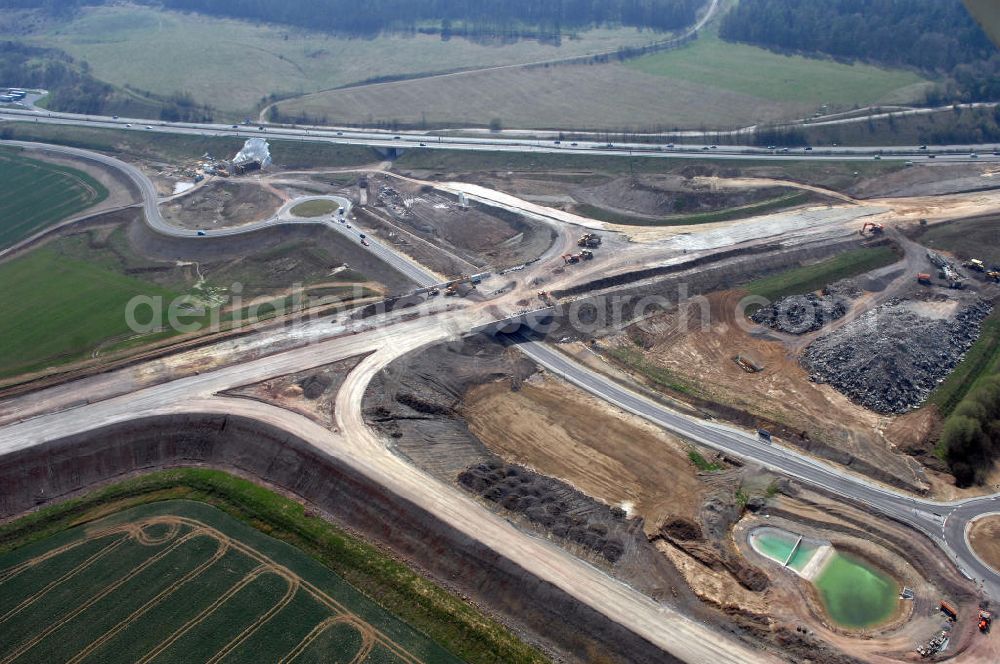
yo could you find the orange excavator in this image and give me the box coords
[860,221,884,236]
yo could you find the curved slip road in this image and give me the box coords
[1,141,440,288]
[515,339,1000,600]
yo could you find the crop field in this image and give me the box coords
[625,30,927,106]
[9,5,663,115]
[0,500,461,664]
[278,29,928,131]
[0,148,108,250]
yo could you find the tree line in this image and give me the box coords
[719,0,999,102]
[155,0,704,36]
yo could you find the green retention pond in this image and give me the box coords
[750,527,818,573]
[749,526,899,629]
[814,552,899,629]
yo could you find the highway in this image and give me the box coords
[2,106,1000,164]
[2,133,1000,660]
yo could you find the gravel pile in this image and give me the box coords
[751,294,849,334]
[803,299,992,413]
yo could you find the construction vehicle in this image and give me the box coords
[537,290,555,306]
[964,258,986,272]
[444,284,459,296]
[860,221,884,236]
[427,288,440,296]
[940,600,958,621]
[979,610,992,633]
[987,271,1000,283]
[578,233,602,248]
[562,250,594,265]
[917,273,932,286]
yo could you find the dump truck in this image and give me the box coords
[578,233,602,248]
[940,600,958,621]
[964,259,986,272]
[979,610,992,632]
[917,273,933,285]
[562,253,580,265]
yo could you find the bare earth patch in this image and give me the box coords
[969,516,1000,574]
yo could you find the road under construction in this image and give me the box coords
[2,129,1000,662]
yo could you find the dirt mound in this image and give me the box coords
[570,175,799,219]
[459,460,629,563]
[803,298,993,413]
[660,517,704,541]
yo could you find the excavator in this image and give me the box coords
[859,221,884,236]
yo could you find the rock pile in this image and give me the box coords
[803,298,992,413]
[751,294,849,334]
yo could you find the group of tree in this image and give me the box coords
[719,0,1000,102]
[154,0,704,37]
[0,41,112,114]
[941,372,1000,487]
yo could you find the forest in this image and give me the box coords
[150,0,703,37]
[720,0,1000,102]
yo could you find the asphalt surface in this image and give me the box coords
[2,106,1000,164]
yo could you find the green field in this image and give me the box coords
[744,246,900,302]
[8,4,663,116]
[278,20,930,130]
[0,470,545,664]
[0,246,184,377]
[574,191,812,226]
[0,148,108,250]
[626,30,928,106]
[0,225,377,379]
[291,199,339,218]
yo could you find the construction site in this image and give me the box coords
[4,123,1000,664]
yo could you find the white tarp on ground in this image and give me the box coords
[233,138,271,168]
